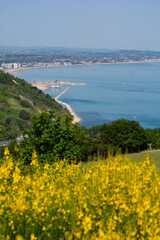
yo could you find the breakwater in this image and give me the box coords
[55,87,70,101]
[29,80,84,123]
[55,87,81,123]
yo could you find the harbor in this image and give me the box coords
[30,80,86,90]
[29,80,85,123]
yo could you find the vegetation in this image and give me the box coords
[0,71,160,239]
[0,71,68,140]
[125,150,160,174]
[19,111,90,164]
[0,150,160,240]
[1,109,159,163]
[88,119,147,157]
[1,61,160,240]
[145,128,160,149]
[0,112,146,164]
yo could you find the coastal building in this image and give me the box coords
[1,62,21,70]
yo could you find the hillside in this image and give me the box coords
[0,70,68,140]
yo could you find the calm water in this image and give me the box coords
[15,63,160,129]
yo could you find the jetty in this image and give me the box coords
[29,80,85,123]
[55,87,70,101]
[55,87,81,123]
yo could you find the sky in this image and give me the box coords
[0,0,160,51]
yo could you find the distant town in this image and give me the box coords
[0,47,160,72]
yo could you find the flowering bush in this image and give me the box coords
[0,149,160,239]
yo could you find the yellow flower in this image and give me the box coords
[30,150,38,166]
[0,155,160,239]
[31,233,37,240]
[14,145,19,152]
[42,226,46,231]
[4,146,10,156]
[15,235,24,240]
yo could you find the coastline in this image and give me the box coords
[55,87,81,124]
[56,99,81,124]
[5,59,160,74]
[5,60,160,127]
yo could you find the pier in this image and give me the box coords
[29,80,85,123]
[55,87,70,101]
[55,87,81,123]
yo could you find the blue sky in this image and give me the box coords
[0,0,160,50]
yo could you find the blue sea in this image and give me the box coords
[15,62,160,129]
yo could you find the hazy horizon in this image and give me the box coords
[0,45,159,52]
[1,0,160,51]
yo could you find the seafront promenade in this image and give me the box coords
[55,87,81,123]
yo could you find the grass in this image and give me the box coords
[83,150,160,175]
[8,97,23,110]
[125,149,160,173]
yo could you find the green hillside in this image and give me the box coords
[0,70,68,140]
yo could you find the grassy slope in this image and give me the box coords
[83,150,160,175]
[0,71,68,140]
[125,150,160,173]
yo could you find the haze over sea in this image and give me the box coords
[15,62,160,129]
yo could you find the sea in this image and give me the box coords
[14,62,160,129]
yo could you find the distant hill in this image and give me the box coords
[0,70,68,140]
[0,45,160,56]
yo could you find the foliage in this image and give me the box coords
[0,70,68,140]
[88,119,147,156]
[20,99,32,108]
[8,114,149,163]
[19,111,90,163]
[145,128,160,149]
[19,110,31,120]
[0,152,160,239]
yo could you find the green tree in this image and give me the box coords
[88,119,147,155]
[19,110,31,120]
[145,128,160,149]
[19,111,89,163]
[101,119,147,153]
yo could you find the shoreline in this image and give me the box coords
[56,99,81,124]
[5,59,160,74]
[5,60,160,126]
[55,87,81,124]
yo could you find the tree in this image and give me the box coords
[19,110,31,120]
[145,128,160,149]
[100,119,147,153]
[19,111,89,163]
[88,119,147,155]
